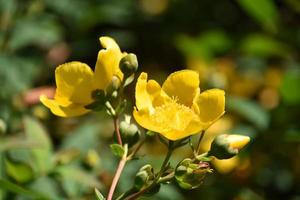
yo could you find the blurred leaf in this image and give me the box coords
[61,122,100,155]
[95,188,105,200]
[0,178,49,199]
[5,159,34,183]
[227,96,270,130]
[0,136,40,152]
[284,129,300,142]
[9,15,62,51]
[280,69,300,105]
[0,55,40,98]
[240,34,289,57]
[176,30,232,61]
[29,176,63,200]
[24,116,53,174]
[237,0,279,32]
[55,165,102,197]
[110,144,124,157]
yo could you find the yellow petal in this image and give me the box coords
[133,108,167,134]
[197,89,225,125]
[162,70,200,107]
[135,72,170,112]
[212,156,240,174]
[40,95,90,117]
[94,36,124,90]
[226,134,250,150]
[162,119,205,141]
[55,62,94,105]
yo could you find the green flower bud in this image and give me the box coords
[0,119,7,135]
[119,116,140,146]
[119,53,138,77]
[134,164,155,190]
[106,76,121,95]
[91,89,106,101]
[175,158,212,190]
[209,134,250,159]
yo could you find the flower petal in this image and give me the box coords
[162,70,200,107]
[55,62,94,105]
[40,95,90,117]
[197,89,225,124]
[133,108,167,134]
[135,72,170,112]
[162,119,205,141]
[94,36,124,90]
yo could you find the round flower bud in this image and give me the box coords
[106,76,121,95]
[119,119,140,147]
[209,134,250,159]
[119,53,138,77]
[91,89,106,101]
[175,158,212,190]
[134,164,155,190]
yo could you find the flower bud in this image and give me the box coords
[209,134,250,159]
[106,76,121,95]
[119,53,138,77]
[134,164,155,190]
[175,158,212,190]
[119,116,140,146]
[91,89,106,101]
[0,118,7,135]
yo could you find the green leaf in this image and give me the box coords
[0,178,50,199]
[29,176,63,200]
[280,69,300,105]
[95,188,105,200]
[9,15,62,51]
[5,159,34,183]
[237,0,279,32]
[61,122,100,155]
[55,165,102,197]
[227,96,270,130]
[110,144,125,157]
[176,30,232,61]
[240,34,289,57]
[24,116,53,174]
[0,55,40,98]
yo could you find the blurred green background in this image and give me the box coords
[0,0,300,199]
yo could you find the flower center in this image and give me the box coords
[152,98,199,132]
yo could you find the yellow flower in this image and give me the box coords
[133,70,225,140]
[40,37,125,117]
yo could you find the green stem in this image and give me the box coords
[196,131,206,155]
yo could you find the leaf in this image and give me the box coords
[95,188,105,200]
[24,116,53,174]
[55,165,102,197]
[9,15,62,51]
[237,0,279,32]
[0,178,50,199]
[29,176,63,200]
[5,159,34,183]
[280,69,300,105]
[227,96,270,130]
[240,34,289,57]
[175,30,232,61]
[110,144,125,157]
[0,55,40,98]
[61,122,100,155]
